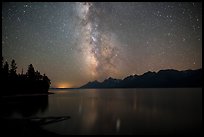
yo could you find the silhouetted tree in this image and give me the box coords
[1,57,3,69]
[1,57,4,76]
[2,57,51,95]
[35,70,42,80]
[27,64,35,80]
[2,61,9,79]
[43,74,51,84]
[9,59,17,79]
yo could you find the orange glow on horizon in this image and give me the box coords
[57,82,71,88]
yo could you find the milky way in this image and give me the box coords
[75,2,121,80]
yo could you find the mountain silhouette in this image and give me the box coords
[80,68,202,88]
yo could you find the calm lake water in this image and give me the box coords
[2,88,202,135]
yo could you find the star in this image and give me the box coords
[167,33,171,36]
[182,38,186,42]
[17,17,21,22]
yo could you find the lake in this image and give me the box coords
[1,88,202,135]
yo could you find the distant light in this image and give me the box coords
[57,83,71,88]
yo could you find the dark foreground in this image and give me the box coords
[0,94,69,135]
[1,118,201,136]
[1,117,70,135]
[1,88,202,135]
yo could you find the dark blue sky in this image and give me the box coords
[2,2,202,88]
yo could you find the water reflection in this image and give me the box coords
[116,118,120,132]
[43,88,202,135]
[1,95,48,118]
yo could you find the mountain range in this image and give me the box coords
[80,68,202,88]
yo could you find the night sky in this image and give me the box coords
[2,2,202,88]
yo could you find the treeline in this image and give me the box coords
[1,57,51,95]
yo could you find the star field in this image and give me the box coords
[2,2,202,88]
